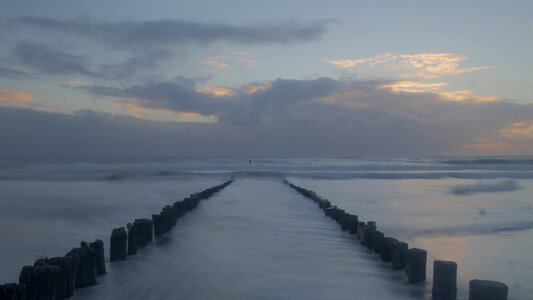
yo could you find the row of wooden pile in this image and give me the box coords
[0,180,233,300]
[286,181,508,300]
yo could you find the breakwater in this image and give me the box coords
[285,180,509,300]
[0,180,233,299]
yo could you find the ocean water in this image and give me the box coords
[0,157,532,299]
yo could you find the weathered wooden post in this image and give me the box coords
[19,266,36,300]
[145,219,154,242]
[0,283,20,299]
[319,199,331,209]
[469,280,508,300]
[432,260,457,300]
[88,240,106,275]
[161,207,175,229]
[152,214,166,236]
[356,222,366,240]
[161,210,172,232]
[110,227,127,262]
[133,219,148,247]
[348,215,358,234]
[165,205,178,226]
[127,223,138,255]
[363,226,376,249]
[32,264,62,299]
[340,214,351,231]
[391,241,409,270]
[33,256,77,299]
[371,231,385,254]
[380,237,398,262]
[333,209,346,224]
[405,248,427,283]
[173,201,185,218]
[66,246,98,288]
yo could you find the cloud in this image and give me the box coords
[85,79,221,116]
[197,86,235,97]
[97,48,174,79]
[9,18,318,80]
[325,52,493,79]
[233,51,258,68]
[450,180,521,196]
[0,89,32,103]
[382,80,496,103]
[199,52,259,71]
[15,17,329,48]
[116,99,217,123]
[500,121,533,139]
[15,42,95,76]
[323,58,366,69]
[0,66,29,79]
[72,76,533,156]
[243,82,272,94]
[12,41,172,79]
[325,53,496,104]
[86,77,344,125]
[200,58,230,70]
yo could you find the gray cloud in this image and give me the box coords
[86,79,220,115]
[97,48,174,79]
[57,77,533,155]
[15,17,329,48]
[0,65,28,79]
[12,42,174,79]
[8,17,328,80]
[85,77,345,125]
[249,78,341,112]
[15,42,95,76]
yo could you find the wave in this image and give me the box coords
[450,180,522,195]
[411,221,533,238]
[2,169,533,181]
[441,158,533,165]
[1,157,533,181]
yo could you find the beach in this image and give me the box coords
[0,157,532,299]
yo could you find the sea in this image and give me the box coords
[0,156,532,299]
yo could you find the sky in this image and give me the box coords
[0,0,532,157]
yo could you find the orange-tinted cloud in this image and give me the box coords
[500,121,533,139]
[200,52,258,71]
[454,136,533,156]
[243,82,271,94]
[325,52,493,79]
[200,57,229,69]
[197,86,235,97]
[381,80,496,103]
[117,98,217,123]
[323,58,368,69]
[322,90,368,108]
[0,90,32,102]
[234,51,258,68]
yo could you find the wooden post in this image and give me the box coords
[88,240,106,275]
[405,248,427,283]
[127,223,138,255]
[391,241,408,270]
[110,227,127,262]
[432,260,457,300]
[469,280,508,300]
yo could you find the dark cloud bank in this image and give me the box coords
[7,17,330,80]
[15,16,329,47]
[2,77,533,157]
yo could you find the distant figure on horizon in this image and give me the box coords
[249,160,252,164]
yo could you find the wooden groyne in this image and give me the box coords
[285,180,509,300]
[0,180,233,300]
